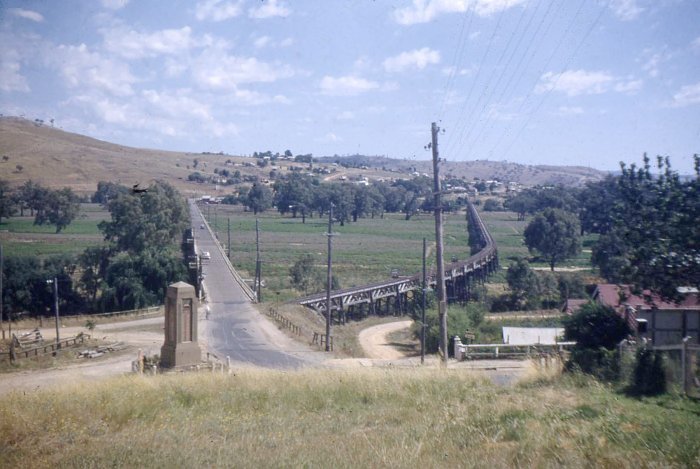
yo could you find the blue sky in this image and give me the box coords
[1,0,698,173]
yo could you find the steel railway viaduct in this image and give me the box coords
[296,202,499,323]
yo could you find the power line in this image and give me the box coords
[445,1,533,158]
[443,7,507,159]
[465,0,562,155]
[492,1,607,161]
[438,2,475,120]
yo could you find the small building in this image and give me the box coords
[593,284,700,345]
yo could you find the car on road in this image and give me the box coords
[200,224,205,229]
[201,251,211,260]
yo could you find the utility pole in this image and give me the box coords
[46,277,60,349]
[0,243,4,340]
[227,218,231,260]
[325,204,335,351]
[421,237,427,365]
[255,218,262,302]
[431,122,448,366]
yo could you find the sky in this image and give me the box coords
[1,0,699,174]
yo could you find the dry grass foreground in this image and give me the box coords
[1,368,698,468]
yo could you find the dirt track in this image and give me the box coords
[358,320,413,359]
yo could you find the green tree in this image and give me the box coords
[328,184,354,226]
[101,249,185,311]
[482,198,502,212]
[506,258,541,310]
[245,183,272,215]
[273,173,312,221]
[92,181,128,204]
[563,302,630,380]
[289,254,321,294]
[563,303,629,349]
[524,208,581,271]
[78,246,111,308]
[0,179,16,224]
[34,187,80,233]
[578,177,618,234]
[99,181,189,253]
[593,155,699,298]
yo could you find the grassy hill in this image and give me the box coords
[1,116,606,197]
[1,368,698,467]
[316,154,608,186]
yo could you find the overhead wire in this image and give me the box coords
[463,0,561,156]
[491,1,607,161]
[437,2,476,120]
[442,6,507,159]
[448,0,540,158]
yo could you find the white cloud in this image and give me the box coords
[192,51,294,89]
[101,0,130,10]
[392,0,525,25]
[252,35,293,48]
[556,106,584,116]
[671,82,700,107]
[141,89,211,120]
[318,132,342,143]
[254,36,273,48]
[691,37,700,53]
[383,47,440,73]
[608,0,644,21]
[640,48,674,78]
[319,75,380,96]
[0,60,30,92]
[536,69,642,96]
[613,78,643,94]
[8,8,44,22]
[441,66,472,76]
[336,111,355,120]
[53,44,137,96]
[102,26,196,59]
[249,0,291,19]
[210,121,239,137]
[195,0,242,21]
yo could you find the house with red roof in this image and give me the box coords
[592,284,700,345]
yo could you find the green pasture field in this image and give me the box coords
[477,210,597,282]
[204,205,471,302]
[0,203,107,258]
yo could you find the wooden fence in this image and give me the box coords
[6,333,90,361]
[311,332,334,351]
[266,308,302,336]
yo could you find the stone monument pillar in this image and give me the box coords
[161,281,201,368]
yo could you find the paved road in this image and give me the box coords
[190,201,318,369]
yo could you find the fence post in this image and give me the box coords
[681,339,688,396]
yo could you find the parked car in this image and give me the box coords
[201,251,211,260]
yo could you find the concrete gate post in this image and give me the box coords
[160,281,201,368]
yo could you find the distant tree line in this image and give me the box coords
[223,174,467,225]
[1,180,190,318]
[0,179,81,232]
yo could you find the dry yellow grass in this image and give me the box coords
[1,367,698,468]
